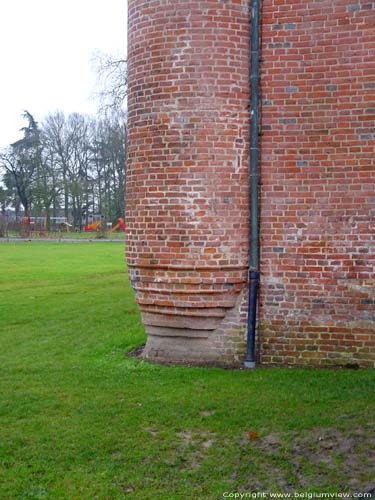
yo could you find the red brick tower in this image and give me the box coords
[126,0,251,365]
[127,0,375,367]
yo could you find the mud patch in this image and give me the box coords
[239,424,375,492]
[200,410,216,417]
[176,430,216,470]
[145,427,158,436]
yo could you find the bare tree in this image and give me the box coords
[42,111,74,220]
[91,50,127,113]
[36,147,63,230]
[89,110,126,221]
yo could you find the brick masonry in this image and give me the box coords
[126,0,375,367]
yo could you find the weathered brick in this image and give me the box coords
[126,0,250,366]
[126,0,375,368]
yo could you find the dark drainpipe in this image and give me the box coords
[245,0,261,369]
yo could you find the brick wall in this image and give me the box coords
[126,0,375,367]
[259,0,375,367]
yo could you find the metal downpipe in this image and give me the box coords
[245,0,261,369]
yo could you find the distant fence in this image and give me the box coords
[0,220,125,241]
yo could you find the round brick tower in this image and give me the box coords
[126,0,251,365]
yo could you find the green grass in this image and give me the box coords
[0,243,374,499]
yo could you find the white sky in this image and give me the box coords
[0,0,127,148]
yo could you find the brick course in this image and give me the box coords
[126,0,375,367]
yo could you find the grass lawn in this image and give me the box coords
[0,243,374,499]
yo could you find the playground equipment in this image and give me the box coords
[110,217,126,233]
[83,214,106,232]
[84,220,103,232]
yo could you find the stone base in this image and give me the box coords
[141,293,247,368]
[142,335,236,367]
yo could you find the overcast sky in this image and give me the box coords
[0,0,127,149]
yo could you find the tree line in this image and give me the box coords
[0,109,127,230]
